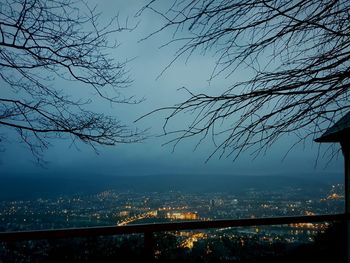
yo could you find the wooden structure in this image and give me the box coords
[315,110,350,263]
[315,111,350,212]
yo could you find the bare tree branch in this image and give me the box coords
[141,0,350,161]
[0,0,144,162]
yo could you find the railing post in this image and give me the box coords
[341,141,350,263]
[144,231,154,262]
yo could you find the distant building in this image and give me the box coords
[119,211,130,217]
[166,212,198,220]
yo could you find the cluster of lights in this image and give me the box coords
[166,212,198,220]
[179,233,207,249]
[289,222,329,230]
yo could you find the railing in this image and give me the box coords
[0,213,349,261]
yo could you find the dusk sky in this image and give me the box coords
[0,0,344,179]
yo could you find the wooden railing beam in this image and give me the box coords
[0,213,348,242]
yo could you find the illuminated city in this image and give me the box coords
[0,182,344,246]
[0,176,345,262]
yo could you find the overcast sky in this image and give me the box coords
[0,0,344,179]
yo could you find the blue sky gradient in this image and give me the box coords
[0,0,344,179]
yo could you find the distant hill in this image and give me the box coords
[0,173,342,200]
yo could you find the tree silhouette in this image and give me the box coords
[141,0,350,160]
[0,0,143,162]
